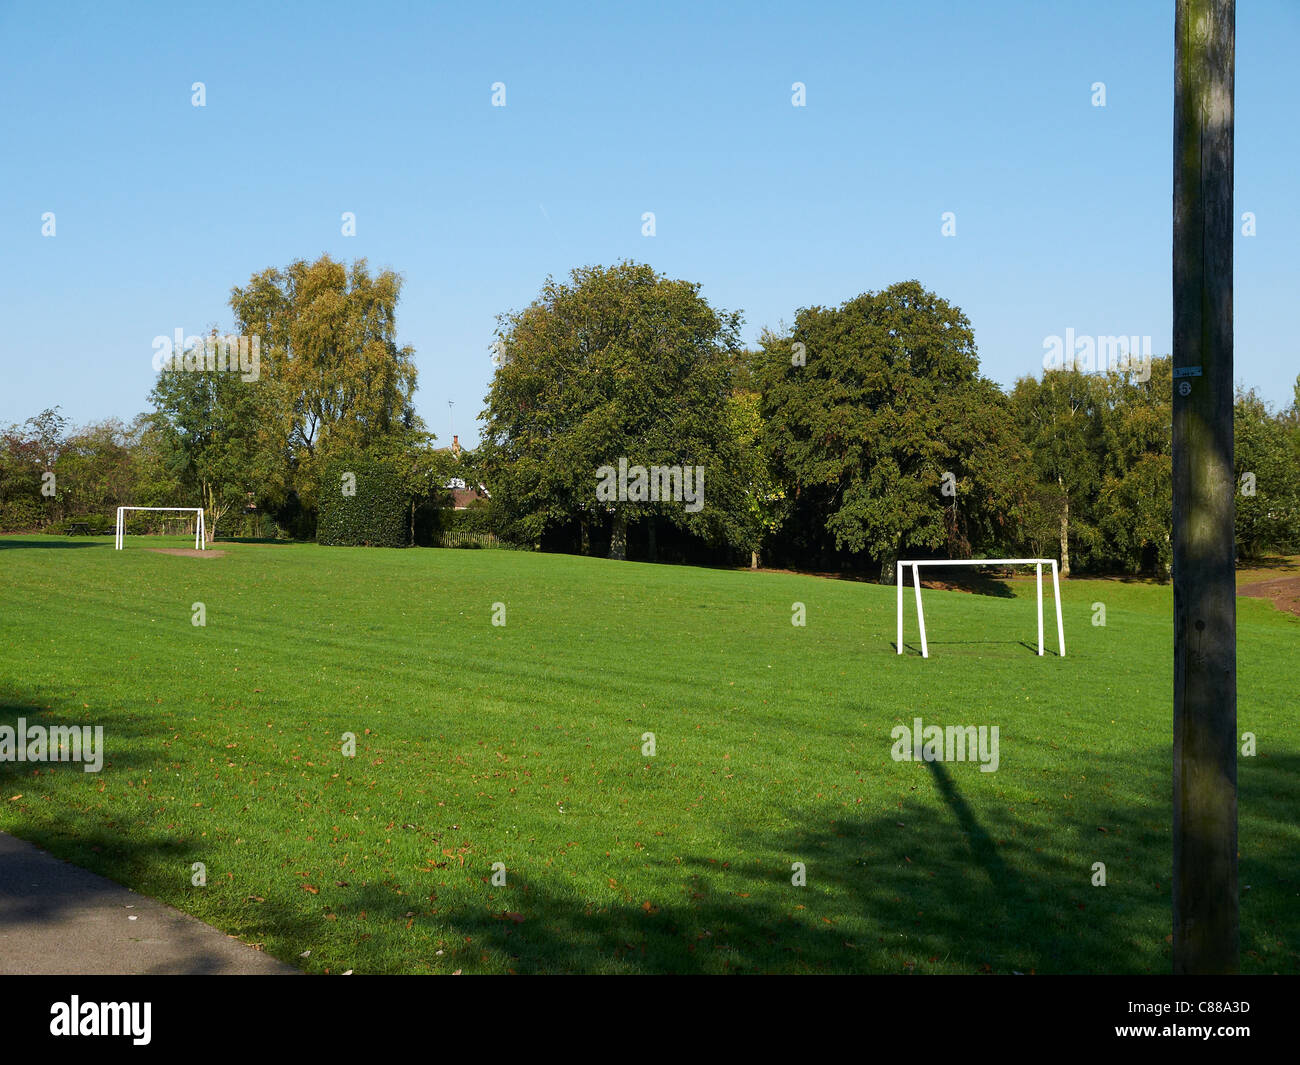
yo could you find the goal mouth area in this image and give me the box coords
[896,558,1065,660]
[115,507,206,551]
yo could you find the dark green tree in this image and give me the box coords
[1010,369,1105,576]
[758,281,1025,581]
[148,355,279,541]
[480,262,749,560]
[1233,388,1300,558]
[1093,358,1173,575]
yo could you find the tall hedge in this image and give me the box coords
[317,460,407,547]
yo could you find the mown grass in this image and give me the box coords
[0,534,1295,973]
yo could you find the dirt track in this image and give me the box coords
[1238,575,1300,617]
[144,548,225,558]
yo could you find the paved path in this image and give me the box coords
[0,832,295,974]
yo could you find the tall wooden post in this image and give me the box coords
[1172,0,1237,975]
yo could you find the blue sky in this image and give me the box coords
[2,0,1296,444]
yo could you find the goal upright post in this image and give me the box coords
[1051,559,1066,657]
[896,564,904,654]
[1036,562,1044,656]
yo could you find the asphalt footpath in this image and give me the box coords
[0,831,295,974]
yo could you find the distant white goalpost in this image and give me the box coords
[897,558,1064,659]
[115,507,205,551]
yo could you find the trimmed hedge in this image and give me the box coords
[317,460,407,547]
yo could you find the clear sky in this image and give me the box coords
[2,0,1296,445]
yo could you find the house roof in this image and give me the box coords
[450,487,487,509]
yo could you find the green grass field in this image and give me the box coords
[0,534,1295,973]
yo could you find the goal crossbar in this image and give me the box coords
[115,507,205,551]
[896,558,1064,658]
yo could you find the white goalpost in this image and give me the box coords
[115,507,206,551]
[896,558,1064,659]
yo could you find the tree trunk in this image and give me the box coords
[1058,477,1070,578]
[608,513,627,560]
[580,516,590,555]
[880,541,899,586]
[751,549,759,570]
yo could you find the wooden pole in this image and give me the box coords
[1172,0,1237,975]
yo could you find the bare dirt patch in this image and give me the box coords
[144,548,226,558]
[1238,575,1300,617]
[748,565,1022,597]
[912,574,1021,594]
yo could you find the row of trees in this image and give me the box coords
[479,265,1300,577]
[1,256,466,543]
[3,258,1297,575]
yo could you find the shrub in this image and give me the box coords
[317,460,407,547]
[427,499,530,549]
[0,498,45,533]
[451,500,495,534]
[59,515,114,535]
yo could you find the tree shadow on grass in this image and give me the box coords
[894,640,1052,656]
[235,750,1282,975]
[377,748,1290,974]
[0,697,298,974]
[0,829,287,975]
[1236,555,1299,573]
[914,572,1019,599]
[3,685,1293,975]
[1236,751,1300,969]
[0,695,192,876]
[0,538,107,550]
[289,773,1153,973]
